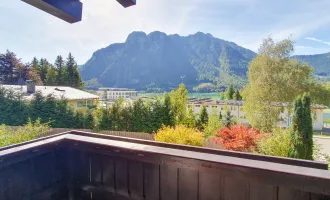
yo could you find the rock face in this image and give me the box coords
[79,31,256,90]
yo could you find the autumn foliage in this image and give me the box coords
[213,124,263,152]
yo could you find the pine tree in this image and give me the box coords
[223,110,234,128]
[290,94,313,160]
[54,55,65,85]
[198,104,208,130]
[219,111,223,120]
[225,85,234,100]
[162,93,174,126]
[38,59,50,84]
[65,53,84,89]
[45,66,58,86]
[233,89,242,100]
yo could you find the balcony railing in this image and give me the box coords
[0,130,330,200]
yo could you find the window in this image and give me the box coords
[196,105,201,108]
[77,101,86,108]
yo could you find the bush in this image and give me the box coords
[154,125,204,147]
[0,119,49,147]
[257,128,292,157]
[213,124,263,152]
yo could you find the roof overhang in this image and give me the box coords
[22,0,136,23]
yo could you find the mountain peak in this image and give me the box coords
[126,31,147,42]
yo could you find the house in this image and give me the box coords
[97,88,138,101]
[187,98,326,131]
[1,81,99,110]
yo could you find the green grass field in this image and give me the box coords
[138,93,221,100]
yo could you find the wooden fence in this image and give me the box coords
[10,127,223,149]
[0,131,329,200]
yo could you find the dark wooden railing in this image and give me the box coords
[0,130,330,200]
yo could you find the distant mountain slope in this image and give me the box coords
[79,31,256,90]
[293,52,330,76]
[79,31,330,91]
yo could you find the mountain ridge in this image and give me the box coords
[79,31,330,91]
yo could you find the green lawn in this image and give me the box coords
[138,93,221,100]
[314,132,330,137]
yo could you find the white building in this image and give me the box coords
[187,98,326,131]
[97,88,138,101]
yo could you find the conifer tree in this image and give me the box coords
[198,104,208,130]
[54,55,65,85]
[225,85,234,100]
[45,66,58,86]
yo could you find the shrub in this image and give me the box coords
[257,128,292,157]
[213,124,263,152]
[154,125,204,147]
[0,119,49,147]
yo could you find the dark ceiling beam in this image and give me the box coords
[21,0,136,23]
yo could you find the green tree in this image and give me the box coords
[38,58,51,84]
[162,93,175,126]
[65,53,84,89]
[243,37,330,131]
[184,108,197,128]
[0,50,21,84]
[223,110,234,128]
[204,109,222,138]
[233,89,242,100]
[45,66,58,85]
[54,55,65,85]
[170,83,188,124]
[198,104,208,129]
[225,85,234,100]
[290,94,313,160]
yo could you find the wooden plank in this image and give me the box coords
[160,165,178,200]
[223,177,249,200]
[249,181,276,200]
[128,160,144,199]
[32,153,54,192]
[199,171,222,200]
[102,156,115,192]
[144,163,160,200]
[91,154,103,185]
[278,187,310,200]
[6,160,33,199]
[115,158,129,197]
[178,168,199,200]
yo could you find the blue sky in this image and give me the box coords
[1,0,330,64]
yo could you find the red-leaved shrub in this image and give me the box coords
[213,124,263,152]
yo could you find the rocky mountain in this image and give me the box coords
[79,31,256,91]
[79,31,330,91]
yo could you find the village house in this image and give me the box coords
[1,81,99,111]
[187,98,326,131]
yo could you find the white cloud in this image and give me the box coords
[305,37,330,46]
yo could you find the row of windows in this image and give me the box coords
[77,100,93,108]
[189,105,243,111]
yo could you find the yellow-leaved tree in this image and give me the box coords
[243,37,330,131]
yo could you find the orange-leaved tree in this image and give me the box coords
[213,124,264,152]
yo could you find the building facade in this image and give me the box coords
[187,98,326,131]
[97,88,138,101]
